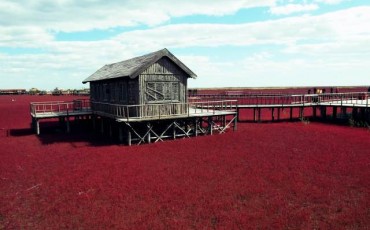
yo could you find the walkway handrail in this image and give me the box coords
[30,99,91,116]
[91,100,238,121]
[192,92,370,107]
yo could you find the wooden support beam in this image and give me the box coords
[253,108,257,122]
[118,125,123,143]
[66,116,70,133]
[360,108,366,120]
[333,106,337,120]
[31,117,35,131]
[313,106,317,118]
[290,107,293,121]
[271,108,275,121]
[100,118,104,134]
[173,121,176,139]
[127,128,131,146]
[258,108,261,122]
[299,107,304,119]
[147,123,151,144]
[194,118,198,137]
[321,106,327,119]
[109,119,113,138]
[233,114,237,131]
[208,117,213,135]
[92,115,96,131]
[36,119,40,135]
[277,108,280,120]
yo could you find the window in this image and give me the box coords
[146,82,180,102]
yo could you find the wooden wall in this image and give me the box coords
[139,57,188,105]
[90,56,190,118]
[90,78,139,105]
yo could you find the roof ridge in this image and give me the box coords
[82,48,196,83]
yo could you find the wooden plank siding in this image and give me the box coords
[139,57,188,104]
[138,57,188,118]
[90,57,189,118]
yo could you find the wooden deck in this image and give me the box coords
[30,99,238,139]
[29,92,370,140]
[30,99,92,118]
[191,92,370,122]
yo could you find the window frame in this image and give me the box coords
[145,81,180,104]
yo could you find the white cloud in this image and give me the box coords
[0,0,275,32]
[0,26,53,47]
[269,3,319,15]
[314,0,344,5]
[111,6,370,53]
[1,3,370,89]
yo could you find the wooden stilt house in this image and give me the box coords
[83,48,197,119]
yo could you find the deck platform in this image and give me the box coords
[29,92,370,143]
[30,100,238,144]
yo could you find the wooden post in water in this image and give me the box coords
[271,108,275,121]
[313,106,317,118]
[277,108,280,120]
[290,107,293,121]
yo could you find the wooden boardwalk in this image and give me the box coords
[29,92,370,142]
[30,99,92,134]
[191,92,370,122]
[30,99,238,144]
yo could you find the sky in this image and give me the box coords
[1,0,370,90]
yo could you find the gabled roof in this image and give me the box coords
[82,48,197,83]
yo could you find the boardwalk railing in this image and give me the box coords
[91,100,238,121]
[30,99,91,116]
[191,92,370,107]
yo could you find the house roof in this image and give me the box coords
[82,48,197,83]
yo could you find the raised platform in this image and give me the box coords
[30,100,238,144]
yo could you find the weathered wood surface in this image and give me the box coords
[30,99,91,118]
[90,57,188,114]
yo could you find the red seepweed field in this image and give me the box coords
[0,94,369,229]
